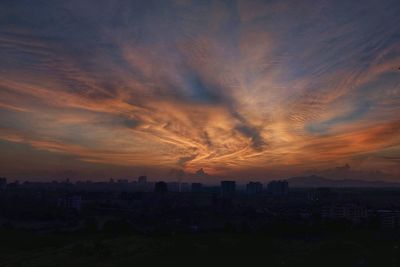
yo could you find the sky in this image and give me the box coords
[0,0,399,181]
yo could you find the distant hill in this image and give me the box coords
[287,175,400,188]
[302,164,397,182]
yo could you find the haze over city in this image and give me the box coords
[0,0,399,181]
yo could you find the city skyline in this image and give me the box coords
[1,0,399,181]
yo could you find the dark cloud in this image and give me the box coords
[184,71,223,104]
[122,118,141,129]
[235,124,266,150]
[195,168,207,176]
[202,131,212,147]
[178,154,197,166]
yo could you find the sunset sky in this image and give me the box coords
[0,0,399,181]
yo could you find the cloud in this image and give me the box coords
[235,124,266,150]
[178,154,198,166]
[0,0,399,179]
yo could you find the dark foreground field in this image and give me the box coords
[0,227,399,267]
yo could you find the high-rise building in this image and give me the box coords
[180,182,190,192]
[168,182,180,192]
[138,175,147,184]
[0,177,7,189]
[154,181,168,193]
[246,181,263,194]
[322,204,367,223]
[136,176,148,192]
[221,181,236,197]
[191,183,203,193]
[308,187,331,201]
[57,195,82,210]
[267,180,289,196]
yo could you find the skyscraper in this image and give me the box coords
[267,180,289,196]
[138,176,147,184]
[154,181,168,194]
[246,182,263,194]
[221,181,236,197]
[191,183,203,193]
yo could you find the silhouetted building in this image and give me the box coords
[7,180,19,189]
[136,176,149,192]
[138,175,147,184]
[378,210,400,229]
[267,180,288,196]
[322,204,367,223]
[154,181,168,193]
[57,195,82,210]
[0,177,6,189]
[180,182,190,192]
[168,182,180,192]
[308,187,331,201]
[221,181,236,197]
[246,181,263,194]
[191,183,203,193]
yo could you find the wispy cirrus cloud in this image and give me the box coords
[0,0,399,179]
